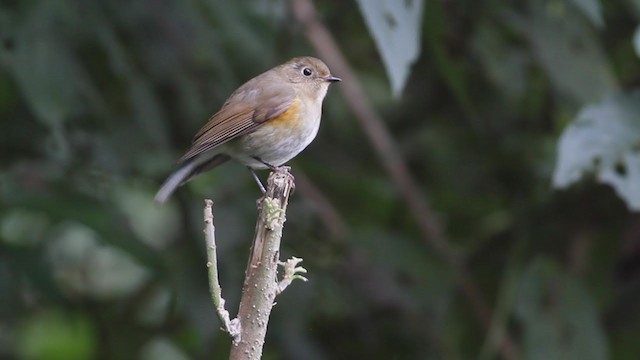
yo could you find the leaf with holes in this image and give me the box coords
[355,0,424,97]
[553,91,640,211]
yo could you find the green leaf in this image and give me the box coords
[112,184,180,250]
[473,22,529,99]
[552,91,640,211]
[355,0,424,97]
[515,259,609,360]
[0,209,50,246]
[6,2,94,128]
[17,310,97,360]
[516,0,616,104]
[47,222,150,299]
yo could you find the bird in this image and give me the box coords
[154,56,340,204]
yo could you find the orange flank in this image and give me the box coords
[268,98,301,128]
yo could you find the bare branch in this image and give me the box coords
[229,167,298,360]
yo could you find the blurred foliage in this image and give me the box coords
[2,0,640,359]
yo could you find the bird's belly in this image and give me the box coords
[231,111,321,169]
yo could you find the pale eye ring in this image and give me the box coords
[302,67,313,76]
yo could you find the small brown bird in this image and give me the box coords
[155,56,340,203]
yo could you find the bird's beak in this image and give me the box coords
[324,75,342,82]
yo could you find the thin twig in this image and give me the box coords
[289,1,520,358]
[203,200,241,344]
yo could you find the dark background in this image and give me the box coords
[2,0,640,359]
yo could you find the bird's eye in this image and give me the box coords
[302,67,313,76]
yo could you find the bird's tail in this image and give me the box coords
[154,154,231,204]
[154,161,198,204]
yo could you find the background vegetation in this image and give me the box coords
[2,0,640,359]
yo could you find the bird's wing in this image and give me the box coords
[177,82,297,164]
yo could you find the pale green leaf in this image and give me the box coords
[139,338,189,360]
[113,184,180,250]
[47,223,150,299]
[355,0,424,97]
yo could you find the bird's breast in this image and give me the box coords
[231,97,322,168]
